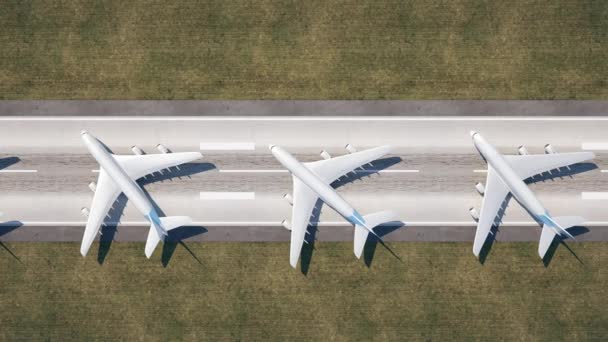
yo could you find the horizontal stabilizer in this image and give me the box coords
[160,216,192,230]
[354,210,400,258]
[538,216,584,258]
[144,216,193,258]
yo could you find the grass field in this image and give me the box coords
[0,241,606,341]
[1,0,607,99]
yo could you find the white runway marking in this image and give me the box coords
[4,116,608,121]
[92,170,100,173]
[199,142,255,151]
[0,169,38,173]
[581,142,608,150]
[601,170,608,173]
[217,169,418,173]
[366,169,419,173]
[473,169,487,173]
[199,192,255,200]
[581,192,608,200]
[219,169,288,173]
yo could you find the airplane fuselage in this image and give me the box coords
[471,132,547,218]
[81,131,164,231]
[270,145,367,227]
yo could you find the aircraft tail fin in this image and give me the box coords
[144,216,192,258]
[539,216,584,258]
[354,210,400,259]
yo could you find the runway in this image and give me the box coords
[1,100,608,116]
[1,116,608,243]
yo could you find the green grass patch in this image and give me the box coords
[0,242,607,340]
[0,0,607,99]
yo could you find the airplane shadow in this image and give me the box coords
[363,221,405,267]
[524,162,597,185]
[138,162,216,187]
[0,157,24,262]
[0,156,21,170]
[299,156,405,274]
[0,221,24,263]
[478,194,512,265]
[161,226,208,267]
[300,199,323,276]
[94,162,215,264]
[97,194,128,264]
[477,162,596,264]
[542,226,588,267]
[331,157,402,189]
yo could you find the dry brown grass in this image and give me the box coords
[0,241,606,340]
[1,0,607,99]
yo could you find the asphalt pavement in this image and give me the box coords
[0,100,607,116]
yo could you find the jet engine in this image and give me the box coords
[345,144,357,153]
[131,145,144,155]
[320,150,331,160]
[81,207,90,218]
[475,182,485,195]
[281,219,292,230]
[469,207,479,221]
[156,144,171,154]
[517,145,529,155]
[88,182,97,192]
[283,193,293,205]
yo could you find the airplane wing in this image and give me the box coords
[473,165,510,257]
[304,145,393,184]
[289,177,319,268]
[503,152,595,181]
[113,152,202,180]
[80,169,122,256]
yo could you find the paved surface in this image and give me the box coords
[1,116,608,243]
[1,100,608,116]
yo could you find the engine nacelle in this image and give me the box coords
[517,145,529,155]
[544,144,557,154]
[320,150,331,160]
[283,193,293,205]
[475,182,485,195]
[282,219,292,231]
[131,145,144,155]
[345,144,357,154]
[469,207,480,221]
[81,207,90,218]
[88,182,97,192]
[156,144,170,154]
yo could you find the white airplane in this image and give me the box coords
[80,131,202,258]
[470,131,595,259]
[270,144,400,268]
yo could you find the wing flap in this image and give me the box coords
[504,152,595,181]
[114,152,202,181]
[289,177,319,268]
[305,145,393,184]
[473,166,510,257]
[81,169,122,256]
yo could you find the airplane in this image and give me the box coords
[270,144,400,268]
[80,131,202,258]
[470,131,595,259]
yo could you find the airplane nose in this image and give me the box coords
[469,130,478,137]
